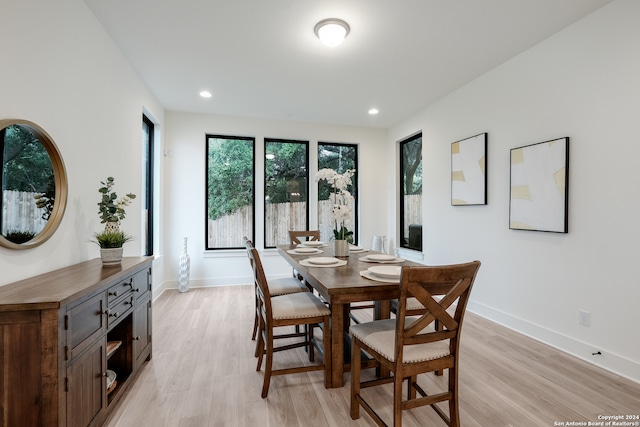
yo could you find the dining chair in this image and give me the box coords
[350,261,481,427]
[288,230,322,288]
[243,237,308,343]
[288,229,321,244]
[248,245,332,398]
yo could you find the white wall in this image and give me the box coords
[389,0,640,382]
[0,0,166,289]
[163,112,387,288]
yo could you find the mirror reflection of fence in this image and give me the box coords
[1,190,48,236]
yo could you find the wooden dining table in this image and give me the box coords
[277,243,423,388]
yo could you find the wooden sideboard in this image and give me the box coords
[0,257,154,427]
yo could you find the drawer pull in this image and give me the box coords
[109,312,120,318]
[102,309,110,316]
[109,290,118,297]
[133,336,140,341]
[132,287,140,292]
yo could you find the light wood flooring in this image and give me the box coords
[104,286,640,427]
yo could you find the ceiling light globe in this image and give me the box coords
[315,19,350,47]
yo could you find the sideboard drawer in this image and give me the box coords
[107,295,134,329]
[66,292,106,360]
[107,277,134,306]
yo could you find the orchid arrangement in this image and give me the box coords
[316,168,355,243]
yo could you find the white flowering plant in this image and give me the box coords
[97,177,136,223]
[316,168,355,243]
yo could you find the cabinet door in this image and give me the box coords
[66,338,106,427]
[0,311,43,427]
[133,297,152,368]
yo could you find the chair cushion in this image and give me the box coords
[271,292,331,320]
[406,297,426,311]
[268,277,308,296]
[350,317,450,364]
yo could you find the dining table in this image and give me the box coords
[277,243,424,388]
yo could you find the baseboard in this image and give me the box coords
[467,300,640,384]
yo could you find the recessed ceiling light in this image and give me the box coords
[368,108,379,115]
[200,91,212,98]
[314,18,350,47]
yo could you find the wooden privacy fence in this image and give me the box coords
[207,200,337,248]
[207,195,420,248]
[1,190,47,234]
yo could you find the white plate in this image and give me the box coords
[301,241,324,247]
[367,254,396,262]
[294,247,319,253]
[360,270,399,283]
[307,256,340,265]
[368,265,402,279]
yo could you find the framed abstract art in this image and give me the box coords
[509,137,569,233]
[451,132,487,206]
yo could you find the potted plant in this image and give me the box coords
[92,230,134,265]
[93,177,136,265]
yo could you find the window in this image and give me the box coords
[142,115,154,256]
[318,142,358,243]
[400,133,422,251]
[264,138,308,248]
[206,135,255,249]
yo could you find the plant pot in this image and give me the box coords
[100,247,123,266]
[333,239,349,257]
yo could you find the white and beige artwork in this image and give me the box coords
[451,133,487,205]
[509,137,568,232]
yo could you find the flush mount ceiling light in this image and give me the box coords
[314,18,350,47]
[199,90,212,98]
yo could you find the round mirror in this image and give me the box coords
[0,119,67,249]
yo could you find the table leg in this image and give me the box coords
[330,302,346,388]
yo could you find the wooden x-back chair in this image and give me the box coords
[350,261,481,427]
[288,230,321,244]
[248,244,331,398]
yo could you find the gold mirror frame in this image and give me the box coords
[0,119,68,250]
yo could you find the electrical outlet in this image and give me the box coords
[579,309,590,326]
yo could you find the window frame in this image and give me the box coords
[142,114,154,256]
[263,138,309,249]
[399,132,423,251]
[317,141,359,244]
[205,134,256,250]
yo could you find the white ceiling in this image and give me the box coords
[85,0,613,128]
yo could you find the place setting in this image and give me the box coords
[299,256,347,268]
[349,244,368,253]
[359,265,402,283]
[359,253,404,263]
[287,240,327,254]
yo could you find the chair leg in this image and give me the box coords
[350,338,362,420]
[255,315,265,366]
[407,374,417,400]
[449,367,460,427]
[252,312,258,341]
[393,374,403,427]
[261,326,274,398]
[307,323,315,362]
